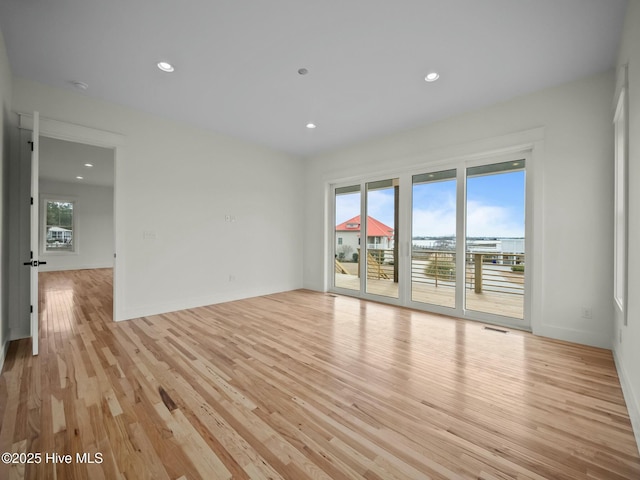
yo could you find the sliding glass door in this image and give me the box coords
[465,160,525,320]
[334,185,361,292]
[365,179,399,299]
[411,170,457,308]
[331,154,529,328]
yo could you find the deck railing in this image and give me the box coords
[355,248,525,296]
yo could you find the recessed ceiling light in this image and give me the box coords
[513,162,520,166]
[157,61,175,73]
[298,68,309,75]
[424,72,440,82]
[306,123,317,129]
[76,176,84,180]
[84,163,94,167]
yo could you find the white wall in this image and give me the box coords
[39,179,114,272]
[304,71,615,348]
[614,0,640,453]
[12,77,304,321]
[0,29,13,367]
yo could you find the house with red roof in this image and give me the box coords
[335,215,394,259]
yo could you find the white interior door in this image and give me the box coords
[29,112,40,355]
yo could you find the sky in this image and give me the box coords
[336,170,525,238]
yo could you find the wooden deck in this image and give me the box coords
[1,268,638,479]
[335,273,524,319]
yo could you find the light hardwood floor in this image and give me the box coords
[1,268,639,479]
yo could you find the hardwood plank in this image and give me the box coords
[0,268,638,479]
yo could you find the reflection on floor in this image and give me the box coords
[0,268,638,479]
[335,273,524,318]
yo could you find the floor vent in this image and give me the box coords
[483,326,509,334]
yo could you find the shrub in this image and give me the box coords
[424,256,455,280]
[352,252,359,263]
[511,265,525,272]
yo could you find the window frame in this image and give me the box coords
[41,196,79,255]
[613,86,628,324]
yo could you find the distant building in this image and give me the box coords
[335,215,394,258]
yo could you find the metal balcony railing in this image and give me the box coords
[353,248,525,296]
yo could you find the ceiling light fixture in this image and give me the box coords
[76,176,84,180]
[84,163,94,167]
[157,61,175,73]
[306,123,317,129]
[424,72,440,82]
[298,68,309,75]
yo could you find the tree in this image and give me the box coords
[338,245,353,261]
[47,201,73,228]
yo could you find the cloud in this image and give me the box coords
[412,199,523,237]
[466,200,524,237]
[412,206,456,236]
[338,191,524,238]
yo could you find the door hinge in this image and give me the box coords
[30,305,33,313]
[28,141,34,152]
[30,197,33,205]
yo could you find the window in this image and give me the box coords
[43,199,76,253]
[338,237,343,245]
[614,86,628,323]
[330,150,532,329]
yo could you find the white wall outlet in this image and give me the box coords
[228,274,235,282]
[581,307,593,319]
[143,231,156,240]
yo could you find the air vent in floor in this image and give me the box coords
[483,326,509,334]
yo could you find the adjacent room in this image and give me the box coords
[0,1,639,478]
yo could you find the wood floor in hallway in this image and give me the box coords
[0,268,639,479]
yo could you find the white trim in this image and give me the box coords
[613,349,640,456]
[0,340,8,374]
[16,113,125,321]
[613,85,629,325]
[38,264,113,273]
[17,113,124,147]
[40,196,78,255]
[321,127,544,185]
[535,323,611,350]
[327,129,542,331]
[119,284,298,321]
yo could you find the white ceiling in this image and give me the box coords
[40,137,114,187]
[0,0,628,156]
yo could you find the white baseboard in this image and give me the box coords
[38,263,113,272]
[613,348,640,456]
[0,340,8,374]
[117,283,300,322]
[533,323,612,349]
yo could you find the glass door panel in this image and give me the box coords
[334,185,361,291]
[365,179,399,298]
[465,160,525,319]
[411,169,457,308]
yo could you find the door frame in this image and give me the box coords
[18,113,125,322]
[327,128,543,332]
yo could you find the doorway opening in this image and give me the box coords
[331,153,530,330]
[38,137,115,327]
